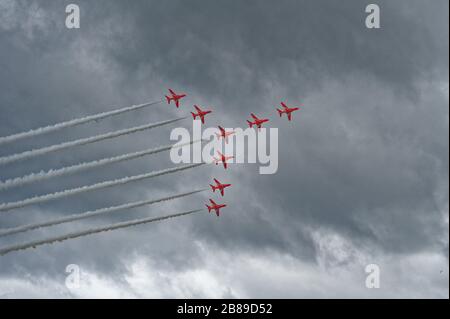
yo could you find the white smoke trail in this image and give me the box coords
[0,163,206,213]
[0,189,207,237]
[0,101,161,146]
[0,139,202,191]
[0,209,203,256]
[0,117,186,166]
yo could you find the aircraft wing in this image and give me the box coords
[287,113,292,121]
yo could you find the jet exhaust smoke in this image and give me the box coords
[0,189,207,237]
[0,101,161,146]
[0,163,206,213]
[0,139,202,191]
[0,209,203,256]
[0,116,186,166]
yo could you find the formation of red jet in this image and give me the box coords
[165,88,302,217]
[246,102,301,130]
[206,177,230,216]
[191,105,212,124]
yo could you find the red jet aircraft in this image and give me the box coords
[206,199,227,217]
[210,178,232,196]
[215,126,235,143]
[277,102,301,121]
[191,105,212,124]
[213,151,234,169]
[247,113,269,130]
[165,89,186,108]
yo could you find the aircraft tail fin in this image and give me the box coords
[165,95,171,104]
[210,184,216,192]
[247,120,253,128]
[277,108,283,117]
[191,112,197,119]
[206,204,212,213]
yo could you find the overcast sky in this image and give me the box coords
[0,0,448,298]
